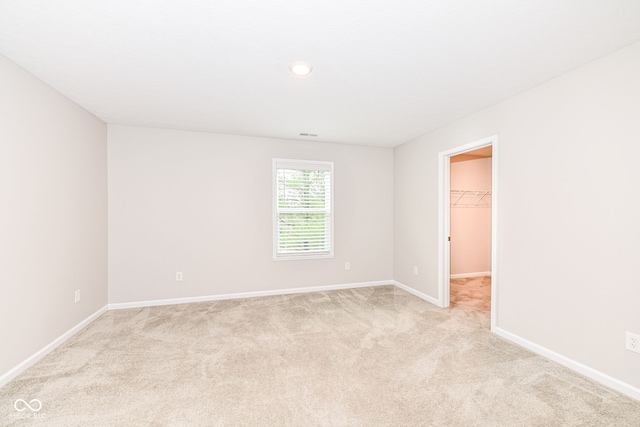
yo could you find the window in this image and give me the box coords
[273,159,334,260]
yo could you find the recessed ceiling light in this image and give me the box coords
[289,62,313,76]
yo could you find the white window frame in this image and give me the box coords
[272,158,334,261]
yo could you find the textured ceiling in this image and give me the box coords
[1,1,640,147]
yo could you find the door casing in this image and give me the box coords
[437,135,498,331]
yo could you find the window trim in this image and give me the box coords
[272,158,334,261]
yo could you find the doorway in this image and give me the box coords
[438,136,498,330]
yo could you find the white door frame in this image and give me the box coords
[437,135,498,331]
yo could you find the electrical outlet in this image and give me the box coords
[74,290,80,303]
[176,272,183,282]
[345,262,350,270]
[626,332,640,354]
[413,266,418,275]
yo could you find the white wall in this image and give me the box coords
[0,55,107,378]
[108,125,393,303]
[394,41,640,390]
[450,158,492,276]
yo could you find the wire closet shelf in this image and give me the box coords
[450,190,492,208]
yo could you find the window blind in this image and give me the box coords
[273,159,333,259]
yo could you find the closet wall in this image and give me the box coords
[450,156,492,276]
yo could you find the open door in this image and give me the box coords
[438,136,498,331]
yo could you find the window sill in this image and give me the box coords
[273,253,334,261]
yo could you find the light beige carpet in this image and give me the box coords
[2,285,639,426]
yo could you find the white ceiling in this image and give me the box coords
[1,1,640,147]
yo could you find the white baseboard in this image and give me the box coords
[450,271,492,279]
[493,327,640,402]
[0,305,108,388]
[392,280,442,307]
[109,280,394,310]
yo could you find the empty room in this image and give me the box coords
[1,1,640,425]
